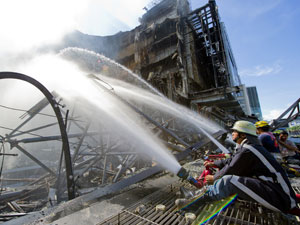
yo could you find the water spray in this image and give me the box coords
[198,127,230,154]
[59,49,228,178]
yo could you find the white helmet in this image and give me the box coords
[231,121,257,137]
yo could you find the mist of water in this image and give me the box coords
[95,76,229,155]
[59,47,163,97]
[0,0,89,58]
[0,52,182,174]
[110,81,221,133]
[59,47,224,134]
[64,83,182,174]
[0,47,227,175]
[198,127,230,153]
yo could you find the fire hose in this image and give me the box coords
[177,153,230,188]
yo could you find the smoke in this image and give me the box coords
[0,0,154,69]
[0,0,207,176]
[0,0,90,58]
[77,0,151,36]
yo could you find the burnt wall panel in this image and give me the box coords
[141,0,177,24]
[55,0,246,120]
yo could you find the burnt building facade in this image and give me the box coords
[247,86,263,120]
[60,0,251,124]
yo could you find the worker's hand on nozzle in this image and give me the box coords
[205,175,214,185]
[204,161,215,168]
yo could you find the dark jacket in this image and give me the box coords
[213,139,297,213]
[258,132,280,153]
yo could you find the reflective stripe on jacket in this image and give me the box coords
[214,140,296,212]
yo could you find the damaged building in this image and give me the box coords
[59,0,254,127]
[2,0,299,225]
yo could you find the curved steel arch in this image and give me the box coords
[0,71,75,200]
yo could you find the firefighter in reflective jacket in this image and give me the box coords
[255,120,280,153]
[178,121,299,215]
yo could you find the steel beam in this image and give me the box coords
[0,72,75,200]
[8,122,58,138]
[12,132,98,144]
[12,144,56,176]
[72,122,91,162]
[270,98,300,131]
[102,155,108,184]
[5,130,224,225]
[88,74,191,148]
[7,97,52,137]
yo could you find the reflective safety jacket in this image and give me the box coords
[213,139,297,213]
[259,132,280,153]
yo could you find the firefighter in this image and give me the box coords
[278,130,300,161]
[255,120,280,153]
[177,121,299,215]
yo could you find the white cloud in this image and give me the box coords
[95,0,150,28]
[240,61,282,77]
[263,109,283,121]
[76,0,151,36]
[249,0,282,19]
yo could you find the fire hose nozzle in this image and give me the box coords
[177,167,190,180]
[177,167,205,189]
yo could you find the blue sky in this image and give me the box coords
[191,0,300,120]
[0,0,299,120]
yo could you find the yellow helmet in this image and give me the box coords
[232,120,257,136]
[255,121,269,128]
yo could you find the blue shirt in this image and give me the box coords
[259,132,280,153]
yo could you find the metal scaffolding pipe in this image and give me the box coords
[8,122,58,138]
[72,122,91,162]
[88,74,190,148]
[13,144,56,176]
[0,72,75,200]
[102,154,108,184]
[7,96,52,137]
[12,132,98,144]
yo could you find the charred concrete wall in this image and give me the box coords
[111,0,201,106]
[57,0,248,122]
[57,0,203,106]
